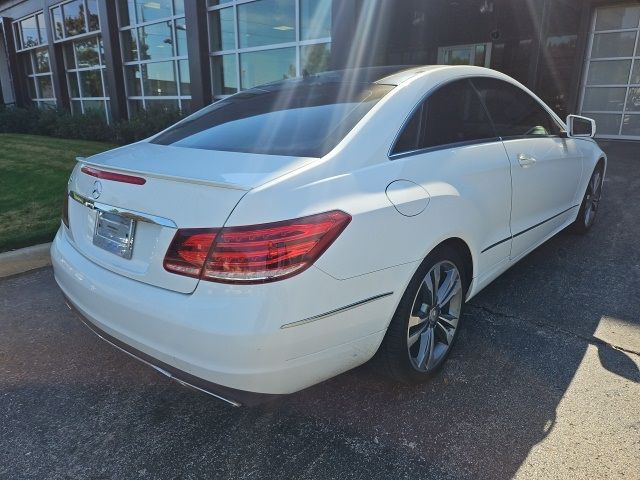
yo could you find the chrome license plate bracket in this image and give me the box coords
[93,211,136,259]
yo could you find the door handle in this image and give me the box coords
[517,153,537,168]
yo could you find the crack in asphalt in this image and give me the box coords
[466,304,640,358]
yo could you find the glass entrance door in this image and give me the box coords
[437,43,491,67]
[580,4,640,139]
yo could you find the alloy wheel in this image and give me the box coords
[407,260,463,372]
[584,169,603,228]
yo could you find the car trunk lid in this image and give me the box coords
[65,142,315,294]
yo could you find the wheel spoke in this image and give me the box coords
[416,327,434,369]
[436,315,457,345]
[408,323,427,348]
[408,302,428,329]
[437,268,461,308]
[431,267,441,305]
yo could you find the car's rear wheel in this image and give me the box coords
[377,245,467,383]
[571,164,604,234]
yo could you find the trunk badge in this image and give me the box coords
[92,180,103,200]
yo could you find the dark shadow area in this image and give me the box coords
[0,141,638,479]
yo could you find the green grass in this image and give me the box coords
[0,134,115,253]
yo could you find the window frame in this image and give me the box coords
[389,77,501,159]
[49,0,101,43]
[471,77,567,141]
[389,75,567,160]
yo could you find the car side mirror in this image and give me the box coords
[566,114,596,138]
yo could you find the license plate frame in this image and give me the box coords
[93,210,136,259]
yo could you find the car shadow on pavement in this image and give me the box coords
[1,142,638,480]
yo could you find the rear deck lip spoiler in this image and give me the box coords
[69,190,178,229]
[76,157,250,192]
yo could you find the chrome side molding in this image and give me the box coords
[69,191,178,229]
[281,292,394,329]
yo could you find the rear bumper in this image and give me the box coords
[63,297,273,407]
[51,228,413,399]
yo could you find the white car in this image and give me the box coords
[52,65,606,406]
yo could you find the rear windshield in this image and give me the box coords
[151,82,394,158]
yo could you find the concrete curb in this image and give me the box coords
[0,243,52,279]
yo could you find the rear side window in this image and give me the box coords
[152,83,394,158]
[392,79,496,155]
[472,77,563,138]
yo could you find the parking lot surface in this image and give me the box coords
[1,141,639,480]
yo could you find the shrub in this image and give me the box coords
[0,104,185,145]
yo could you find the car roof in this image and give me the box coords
[238,66,444,96]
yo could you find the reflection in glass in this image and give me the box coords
[37,76,54,98]
[631,61,640,85]
[139,22,174,60]
[20,16,38,48]
[68,72,80,97]
[591,32,637,59]
[625,88,640,111]
[622,114,640,135]
[587,60,632,86]
[175,18,187,56]
[595,5,640,31]
[75,38,100,68]
[79,70,103,97]
[122,29,139,62]
[137,0,172,23]
[83,100,105,113]
[86,0,100,31]
[119,0,136,26]
[126,65,142,96]
[301,43,331,76]
[240,47,295,89]
[238,0,295,48]
[582,87,627,112]
[52,7,64,40]
[36,13,47,44]
[588,113,622,135]
[63,0,87,37]
[178,59,191,95]
[174,0,185,16]
[35,48,50,74]
[142,61,177,96]
[209,7,235,51]
[301,0,331,40]
[212,54,237,95]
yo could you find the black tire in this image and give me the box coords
[571,164,604,235]
[376,245,468,383]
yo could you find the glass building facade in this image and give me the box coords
[1,0,640,140]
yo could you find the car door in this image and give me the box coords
[390,79,513,278]
[472,77,583,260]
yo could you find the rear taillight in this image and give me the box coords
[163,211,351,284]
[163,229,218,278]
[62,192,70,229]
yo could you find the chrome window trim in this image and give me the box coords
[69,191,178,229]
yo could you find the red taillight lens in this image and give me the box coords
[81,166,146,185]
[163,211,351,284]
[163,229,218,278]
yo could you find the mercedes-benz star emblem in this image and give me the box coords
[92,180,103,200]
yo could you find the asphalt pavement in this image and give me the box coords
[0,141,638,480]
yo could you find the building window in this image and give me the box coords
[208,0,332,98]
[13,12,56,108]
[117,0,191,116]
[64,37,110,118]
[50,0,108,119]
